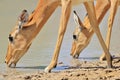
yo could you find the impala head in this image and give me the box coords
[70,11,91,58]
[5,9,31,67]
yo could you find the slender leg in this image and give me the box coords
[45,0,71,73]
[84,1,112,68]
[100,0,119,61]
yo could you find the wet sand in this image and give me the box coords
[1,54,120,80]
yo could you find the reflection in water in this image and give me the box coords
[16,66,46,70]
[0,0,120,76]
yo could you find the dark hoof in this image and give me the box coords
[73,54,79,59]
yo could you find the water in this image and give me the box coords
[0,0,120,75]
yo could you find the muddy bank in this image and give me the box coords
[1,54,120,80]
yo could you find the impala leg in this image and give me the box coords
[45,0,71,73]
[84,2,112,68]
[100,0,119,61]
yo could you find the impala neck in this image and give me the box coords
[24,0,60,31]
[83,0,110,33]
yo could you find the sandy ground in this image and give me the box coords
[1,54,120,80]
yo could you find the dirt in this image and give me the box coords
[1,54,120,80]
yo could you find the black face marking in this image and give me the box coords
[85,13,88,16]
[73,35,77,40]
[8,34,13,42]
[19,25,22,29]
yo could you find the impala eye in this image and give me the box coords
[8,34,13,42]
[73,35,77,40]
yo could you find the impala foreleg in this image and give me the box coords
[45,0,71,73]
[84,2,112,68]
[100,0,119,61]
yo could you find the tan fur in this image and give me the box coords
[71,0,119,63]
[100,0,120,61]
[5,0,113,72]
[71,0,111,58]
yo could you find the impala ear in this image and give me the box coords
[18,9,29,22]
[73,10,79,26]
[73,10,85,31]
[18,9,29,30]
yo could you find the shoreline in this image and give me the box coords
[1,54,120,80]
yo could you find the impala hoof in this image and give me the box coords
[7,62,16,68]
[44,67,51,73]
[10,63,16,68]
[73,54,79,59]
[8,62,16,68]
[99,56,106,61]
[100,55,113,61]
